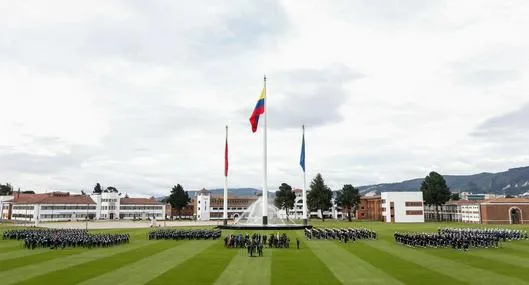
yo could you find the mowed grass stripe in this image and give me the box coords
[503,243,529,254]
[16,241,175,285]
[0,244,23,252]
[433,248,529,283]
[213,248,271,285]
[1,241,152,285]
[467,249,529,268]
[148,241,237,285]
[307,239,404,285]
[348,241,465,285]
[369,240,527,285]
[0,247,85,271]
[0,248,46,261]
[79,240,215,285]
[271,242,341,285]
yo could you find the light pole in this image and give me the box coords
[86,203,89,231]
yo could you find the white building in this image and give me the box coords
[6,192,96,222]
[381,192,424,223]
[2,191,164,222]
[461,203,481,223]
[196,189,211,221]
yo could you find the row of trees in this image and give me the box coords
[274,173,361,222]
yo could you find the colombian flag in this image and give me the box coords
[249,87,265,132]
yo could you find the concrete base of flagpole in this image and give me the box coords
[303,219,308,226]
[262,216,268,225]
[223,219,228,226]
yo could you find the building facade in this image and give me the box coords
[5,192,96,222]
[195,189,259,221]
[461,203,481,223]
[1,191,164,222]
[356,196,382,221]
[480,198,529,224]
[381,192,424,223]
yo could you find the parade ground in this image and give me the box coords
[1,221,529,285]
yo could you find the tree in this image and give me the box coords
[421,171,451,221]
[450,193,461,201]
[336,184,360,222]
[307,173,333,222]
[274,183,296,221]
[93,183,102,194]
[168,184,191,219]
[0,183,14,195]
[106,186,118,193]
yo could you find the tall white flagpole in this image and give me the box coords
[262,75,268,225]
[223,125,229,226]
[302,125,308,226]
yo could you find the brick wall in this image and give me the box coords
[481,204,529,224]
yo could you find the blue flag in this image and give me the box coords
[300,128,305,172]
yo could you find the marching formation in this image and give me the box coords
[148,229,221,240]
[224,232,290,256]
[394,227,529,250]
[3,229,130,249]
[305,228,377,243]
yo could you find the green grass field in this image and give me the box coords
[1,221,529,285]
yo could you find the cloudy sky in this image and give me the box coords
[1,0,529,196]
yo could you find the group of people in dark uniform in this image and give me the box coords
[148,229,221,240]
[305,228,377,243]
[3,228,130,249]
[394,227,529,250]
[224,232,291,256]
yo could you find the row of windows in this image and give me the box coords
[211,207,247,211]
[119,213,163,218]
[41,205,96,210]
[40,214,74,219]
[406,210,423,215]
[120,206,164,210]
[405,201,423,207]
[102,199,118,203]
[13,205,34,210]
[12,214,33,218]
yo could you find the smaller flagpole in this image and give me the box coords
[302,125,308,226]
[223,125,229,226]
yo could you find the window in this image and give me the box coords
[406,210,423,215]
[405,201,423,207]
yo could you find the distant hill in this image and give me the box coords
[155,166,529,202]
[358,166,529,196]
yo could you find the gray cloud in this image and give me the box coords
[238,64,363,129]
[472,102,529,138]
[0,0,288,74]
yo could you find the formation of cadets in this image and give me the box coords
[394,227,529,250]
[305,228,377,243]
[224,232,291,257]
[148,229,221,240]
[3,229,130,249]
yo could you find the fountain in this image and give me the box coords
[218,195,311,230]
